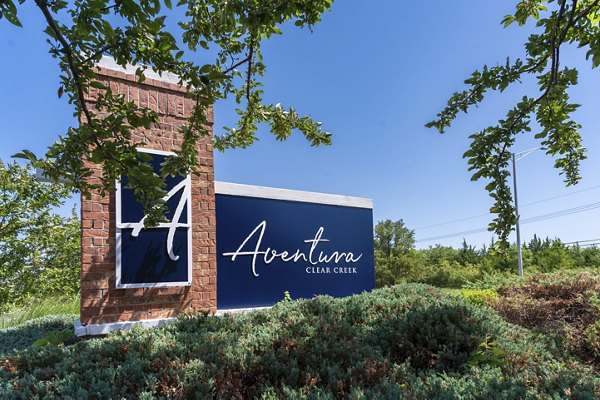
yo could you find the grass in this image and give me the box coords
[0,296,79,330]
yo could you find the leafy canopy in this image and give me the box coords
[374,219,416,258]
[1,0,333,225]
[427,0,600,248]
[0,161,80,311]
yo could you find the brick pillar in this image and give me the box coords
[79,58,216,331]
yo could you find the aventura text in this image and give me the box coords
[222,221,363,276]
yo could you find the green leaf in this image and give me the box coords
[1,1,22,27]
[90,81,108,90]
[592,53,600,69]
[32,338,49,348]
[12,150,38,163]
[501,14,515,28]
[4,12,22,27]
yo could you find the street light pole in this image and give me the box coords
[510,147,539,277]
[511,152,523,277]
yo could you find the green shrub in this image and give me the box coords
[374,220,600,290]
[407,260,483,288]
[32,328,74,348]
[0,284,597,398]
[462,272,519,291]
[458,289,498,306]
[0,315,77,356]
[375,251,424,287]
[582,320,600,367]
[492,271,600,371]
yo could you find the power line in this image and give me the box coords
[413,212,490,231]
[576,242,600,247]
[416,201,600,243]
[563,238,600,245]
[414,184,600,231]
[521,202,600,224]
[416,227,491,243]
[563,241,600,248]
[522,185,600,207]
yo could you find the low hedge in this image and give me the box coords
[492,271,600,372]
[0,315,77,357]
[1,284,598,399]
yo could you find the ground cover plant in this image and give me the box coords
[1,284,598,399]
[0,315,77,357]
[490,271,600,372]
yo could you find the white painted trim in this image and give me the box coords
[118,222,191,229]
[97,55,181,85]
[74,317,177,336]
[74,309,273,335]
[115,280,192,289]
[215,306,272,316]
[137,147,177,156]
[115,147,193,289]
[215,181,373,209]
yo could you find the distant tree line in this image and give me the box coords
[374,219,600,288]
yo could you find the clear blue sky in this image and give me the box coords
[1,0,599,249]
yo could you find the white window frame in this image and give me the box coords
[115,148,193,288]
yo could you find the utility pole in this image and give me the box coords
[511,153,523,277]
[511,147,538,277]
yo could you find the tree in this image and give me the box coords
[457,238,481,267]
[525,236,574,271]
[0,161,80,311]
[427,0,600,248]
[373,219,418,287]
[1,0,333,225]
[374,219,415,258]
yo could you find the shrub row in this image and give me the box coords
[1,284,598,399]
[374,219,600,290]
[491,271,600,372]
[0,315,77,357]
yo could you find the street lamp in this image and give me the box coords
[511,147,539,277]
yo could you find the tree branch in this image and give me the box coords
[205,5,237,67]
[447,56,549,122]
[102,3,119,12]
[35,0,151,189]
[222,55,251,75]
[493,0,592,167]
[34,0,93,127]
[81,43,115,65]
[246,39,254,102]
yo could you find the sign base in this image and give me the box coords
[74,317,177,337]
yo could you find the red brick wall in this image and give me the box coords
[80,64,216,326]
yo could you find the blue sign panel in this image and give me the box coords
[216,191,375,309]
[116,149,192,288]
